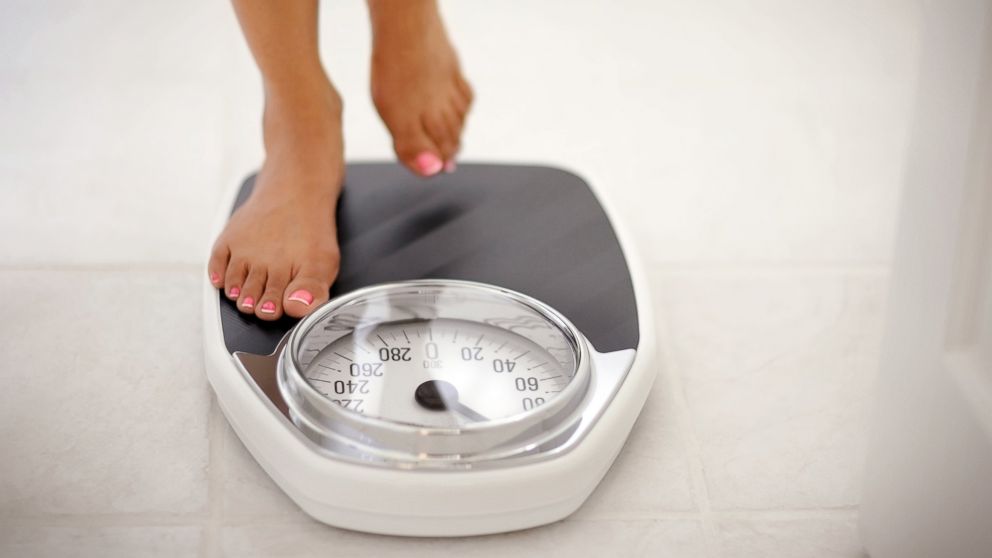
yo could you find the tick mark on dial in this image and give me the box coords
[333,351,352,362]
[376,334,389,347]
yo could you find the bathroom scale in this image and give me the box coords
[202,162,656,536]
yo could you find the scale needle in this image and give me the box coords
[453,401,489,423]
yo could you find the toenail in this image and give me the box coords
[415,152,443,176]
[210,272,220,284]
[241,297,255,309]
[260,301,277,314]
[228,286,241,298]
[288,290,314,306]
[444,160,457,173]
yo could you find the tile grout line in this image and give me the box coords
[0,514,211,528]
[0,263,203,273]
[559,507,862,527]
[651,277,723,558]
[0,507,861,529]
[0,261,891,275]
[200,58,245,558]
[647,261,891,274]
[200,397,228,558]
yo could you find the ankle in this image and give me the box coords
[262,82,342,151]
[368,0,440,35]
[263,76,342,124]
[254,146,344,200]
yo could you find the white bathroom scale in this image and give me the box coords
[202,163,656,536]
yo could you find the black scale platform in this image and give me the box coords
[219,163,639,355]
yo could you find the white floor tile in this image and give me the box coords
[0,525,202,558]
[219,418,309,520]
[0,72,227,265]
[220,518,710,558]
[445,0,921,264]
[654,268,886,510]
[574,370,698,517]
[0,270,210,515]
[715,516,864,558]
[0,0,240,79]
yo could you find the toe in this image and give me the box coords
[208,242,230,289]
[256,267,290,321]
[451,93,469,120]
[392,120,444,177]
[223,257,249,301]
[452,83,472,119]
[423,111,459,164]
[455,75,474,109]
[283,262,338,319]
[237,265,266,314]
[443,108,464,155]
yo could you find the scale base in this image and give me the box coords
[204,163,655,536]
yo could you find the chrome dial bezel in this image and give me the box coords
[276,280,592,465]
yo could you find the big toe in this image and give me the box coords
[392,123,444,178]
[423,109,461,165]
[283,265,336,318]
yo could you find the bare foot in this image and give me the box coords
[208,84,343,320]
[368,0,473,177]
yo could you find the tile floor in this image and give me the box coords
[0,0,921,556]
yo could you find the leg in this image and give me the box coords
[208,0,343,320]
[367,0,474,176]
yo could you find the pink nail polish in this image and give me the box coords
[210,272,220,284]
[229,286,241,298]
[415,152,443,176]
[242,297,255,309]
[287,289,314,306]
[444,160,457,173]
[260,301,277,314]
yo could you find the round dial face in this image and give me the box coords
[286,282,582,430]
[300,318,572,427]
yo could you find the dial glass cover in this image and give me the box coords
[286,282,582,429]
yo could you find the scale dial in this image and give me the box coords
[277,280,591,465]
[300,318,573,427]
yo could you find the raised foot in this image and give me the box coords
[369,0,473,177]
